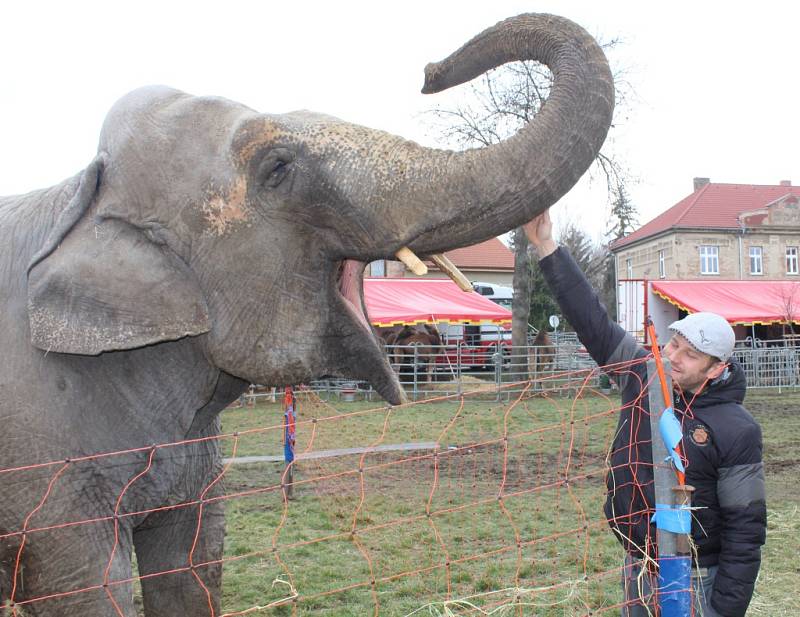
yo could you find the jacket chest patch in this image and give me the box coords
[688,423,711,447]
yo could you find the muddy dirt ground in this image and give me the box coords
[743,392,800,501]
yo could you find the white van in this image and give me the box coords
[471,281,513,309]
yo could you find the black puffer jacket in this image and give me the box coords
[541,247,766,617]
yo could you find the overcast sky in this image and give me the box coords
[2,1,798,240]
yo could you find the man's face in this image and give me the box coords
[664,333,726,393]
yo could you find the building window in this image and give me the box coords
[699,245,719,275]
[749,246,763,275]
[370,260,386,277]
[787,247,799,275]
[658,250,665,278]
[626,258,633,278]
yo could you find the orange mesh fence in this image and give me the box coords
[0,358,666,616]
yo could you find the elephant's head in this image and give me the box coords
[26,13,612,405]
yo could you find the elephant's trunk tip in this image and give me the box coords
[421,62,447,95]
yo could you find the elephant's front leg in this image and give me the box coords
[6,522,137,617]
[133,497,224,617]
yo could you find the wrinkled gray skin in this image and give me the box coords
[0,13,612,616]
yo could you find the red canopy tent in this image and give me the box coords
[651,280,800,325]
[363,278,512,327]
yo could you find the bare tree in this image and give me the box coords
[601,181,639,319]
[778,282,800,339]
[558,222,607,289]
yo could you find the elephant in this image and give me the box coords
[0,12,613,617]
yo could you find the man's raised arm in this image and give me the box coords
[524,210,642,373]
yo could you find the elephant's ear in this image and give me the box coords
[27,161,210,355]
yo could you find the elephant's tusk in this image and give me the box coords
[430,254,473,292]
[395,248,473,292]
[395,247,428,275]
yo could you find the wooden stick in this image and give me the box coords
[430,253,473,292]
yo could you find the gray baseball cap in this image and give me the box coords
[668,312,735,361]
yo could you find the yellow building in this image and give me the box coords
[612,178,800,342]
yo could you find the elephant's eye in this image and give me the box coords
[256,148,295,189]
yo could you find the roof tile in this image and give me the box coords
[426,237,514,271]
[614,183,800,249]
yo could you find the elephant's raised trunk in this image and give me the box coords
[370,13,614,254]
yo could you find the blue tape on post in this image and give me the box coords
[659,407,685,473]
[658,555,692,616]
[284,399,296,464]
[652,503,692,534]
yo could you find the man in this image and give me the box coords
[524,211,766,617]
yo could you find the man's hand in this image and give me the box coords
[523,210,558,259]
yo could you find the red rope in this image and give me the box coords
[0,356,688,615]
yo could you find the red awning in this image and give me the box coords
[651,280,800,325]
[363,278,512,327]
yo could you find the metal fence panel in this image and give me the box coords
[242,340,800,405]
[303,342,602,402]
[733,342,800,390]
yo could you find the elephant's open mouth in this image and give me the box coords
[336,259,371,331]
[332,258,404,404]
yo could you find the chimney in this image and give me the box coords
[693,177,710,191]
[780,180,792,186]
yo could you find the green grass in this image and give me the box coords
[219,386,618,460]
[745,392,800,617]
[210,389,799,615]
[217,390,620,615]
